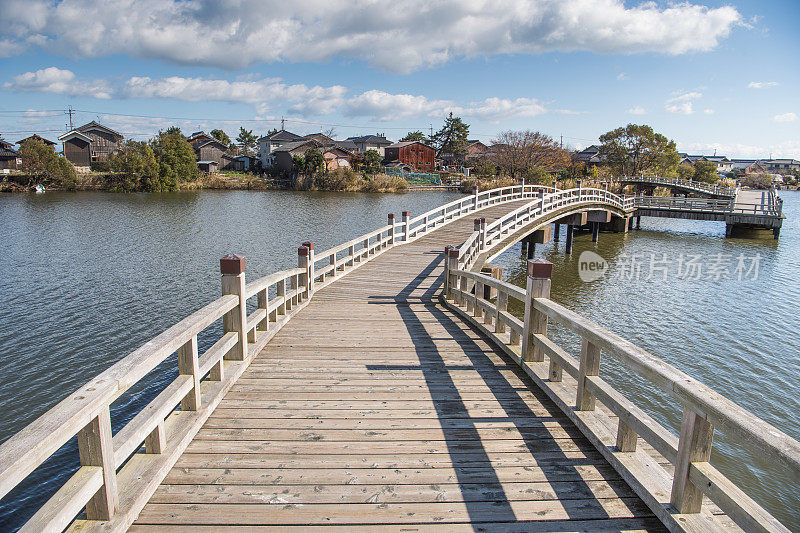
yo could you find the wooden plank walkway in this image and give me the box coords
[131,201,665,531]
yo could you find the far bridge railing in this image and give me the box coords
[615,175,737,197]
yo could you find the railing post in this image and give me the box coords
[402,211,411,242]
[522,259,551,362]
[495,289,507,334]
[445,247,459,300]
[221,254,247,361]
[474,279,484,319]
[552,179,557,190]
[473,185,479,210]
[177,335,200,411]
[461,274,471,311]
[302,241,315,290]
[670,407,714,514]
[257,286,269,333]
[576,339,601,410]
[388,213,395,245]
[298,246,310,300]
[78,407,118,520]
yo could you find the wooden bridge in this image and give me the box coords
[1,186,797,532]
[612,176,737,199]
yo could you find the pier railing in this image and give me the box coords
[443,259,799,533]
[615,175,737,197]
[0,183,543,532]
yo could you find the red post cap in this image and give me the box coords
[388,213,395,220]
[448,248,460,258]
[220,253,245,275]
[302,241,314,250]
[480,217,486,224]
[527,258,553,279]
[298,246,309,256]
[402,211,410,217]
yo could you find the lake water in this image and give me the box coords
[0,189,797,530]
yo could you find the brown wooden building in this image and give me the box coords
[194,139,234,171]
[0,139,21,170]
[59,121,123,166]
[383,141,435,171]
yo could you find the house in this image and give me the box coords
[383,141,435,171]
[678,154,731,171]
[572,145,603,167]
[323,146,353,172]
[59,121,123,167]
[17,134,56,148]
[763,159,800,172]
[197,161,219,173]
[272,139,323,172]
[0,139,21,171]
[467,140,491,159]
[193,138,231,169]
[187,131,214,148]
[258,130,305,168]
[233,155,259,172]
[345,135,392,157]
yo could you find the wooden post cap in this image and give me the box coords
[220,254,245,275]
[302,241,314,250]
[527,259,553,279]
[473,185,478,193]
[298,246,309,256]
[388,213,395,220]
[448,248,460,258]
[480,217,486,224]
[402,211,410,217]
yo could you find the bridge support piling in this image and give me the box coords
[553,223,560,241]
[636,216,641,230]
[774,227,781,239]
[527,239,535,259]
[220,254,247,362]
[565,225,574,254]
[592,222,600,242]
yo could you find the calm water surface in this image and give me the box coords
[0,189,798,529]
[493,190,800,529]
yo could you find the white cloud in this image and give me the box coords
[680,140,800,159]
[665,91,702,114]
[773,112,797,123]
[3,67,112,99]
[0,0,743,72]
[627,105,646,115]
[748,81,778,89]
[341,90,448,121]
[457,97,548,122]
[704,108,715,115]
[617,73,629,81]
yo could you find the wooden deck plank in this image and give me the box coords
[135,200,664,530]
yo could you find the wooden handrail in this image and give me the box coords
[444,264,798,532]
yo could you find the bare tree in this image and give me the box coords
[490,131,570,180]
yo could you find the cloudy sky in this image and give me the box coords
[0,0,798,157]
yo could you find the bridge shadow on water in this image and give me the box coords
[367,252,623,527]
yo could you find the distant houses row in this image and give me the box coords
[574,145,800,177]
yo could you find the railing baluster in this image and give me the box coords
[177,335,200,411]
[576,339,601,410]
[616,419,637,452]
[257,287,269,332]
[77,407,118,520]
[523,259,551,363]
[495,290,507,334]
[671,407,714,513]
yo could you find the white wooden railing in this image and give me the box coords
[615,175,737,197]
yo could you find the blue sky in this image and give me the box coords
[0,0,798,157]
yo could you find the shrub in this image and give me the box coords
[315,167,358,191]
[90,160,111,172]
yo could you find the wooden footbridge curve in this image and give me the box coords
[1,186,798,532]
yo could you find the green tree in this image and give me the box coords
[210,129,231,146]
[431,113,470,159]
[19,138,77,189]
[400,131,428,143]
[363,149,382,174]
[164,126,183,137]
[151,132,197,190]
[676,164,694,181]
[304,148,324,173]
[109,140,159,191]
[236,127,258,155]
[692,161,720,184]
[598,124,679,177]
[292,154,307,173]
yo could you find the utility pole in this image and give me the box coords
[281,116,285,131]
[67,106,74,130]
[560,135,563,149]
[430,124,433,139]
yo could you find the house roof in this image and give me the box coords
[765,159,800,164]
[17,134,56,146]
[58,130,94,143]
[259,129,304,142]
[273,139,322,153]
[386,141,432,148]
[197,160,219,165]
[196,139,228,151]
[188,131,213,142]
[346,135,392,145]
[77,121,123,139]
[304,133,334,144]
[0,139,19,157]
[333,140,357,152]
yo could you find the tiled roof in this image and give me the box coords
[346,135,391,145]
[259,130,304,142]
